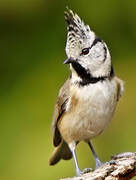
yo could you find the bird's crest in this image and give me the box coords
[64,9,91,38]
[64,9,95,58]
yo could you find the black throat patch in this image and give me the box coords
[71,61,114,86]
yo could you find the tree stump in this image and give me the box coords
[61,152,136,180]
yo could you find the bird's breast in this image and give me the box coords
[59,79,118,142]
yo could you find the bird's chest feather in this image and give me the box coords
[67,80,117,138]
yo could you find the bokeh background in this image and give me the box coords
[0,0,136,179]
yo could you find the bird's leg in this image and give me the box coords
[71,148,83,176]
[88,141,103,169]
[69,142,82,176]
[69,142,92,176]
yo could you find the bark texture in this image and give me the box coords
[61,152,136,180]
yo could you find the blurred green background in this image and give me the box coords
[0,0,136,179]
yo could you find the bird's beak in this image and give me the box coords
[63,57,74,64]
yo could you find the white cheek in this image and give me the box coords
[91,48,104,61]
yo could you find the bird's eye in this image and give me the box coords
[81,48,90,55]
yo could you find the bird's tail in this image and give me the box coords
[49,140,72,165]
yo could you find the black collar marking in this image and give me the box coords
[71,61,114,86]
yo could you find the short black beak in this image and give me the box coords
[63,57,74,64]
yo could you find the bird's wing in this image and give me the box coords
[115,76,124,101]
[51,78,70,147]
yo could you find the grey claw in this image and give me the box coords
[96,159,103,169]
[76,168,92,176]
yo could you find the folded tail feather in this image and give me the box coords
[49,140,72,165]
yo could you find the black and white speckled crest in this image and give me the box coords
[64,9,95,58]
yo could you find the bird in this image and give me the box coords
[49,9,124,176]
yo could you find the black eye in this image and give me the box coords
[81,48,90,55]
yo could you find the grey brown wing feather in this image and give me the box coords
[114,76,124,101]
[52,78,70,147]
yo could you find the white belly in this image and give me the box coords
[66,79,117,141]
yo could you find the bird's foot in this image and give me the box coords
[76,168,92,176]
[95,158,104,169]
[76,168,82,177]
